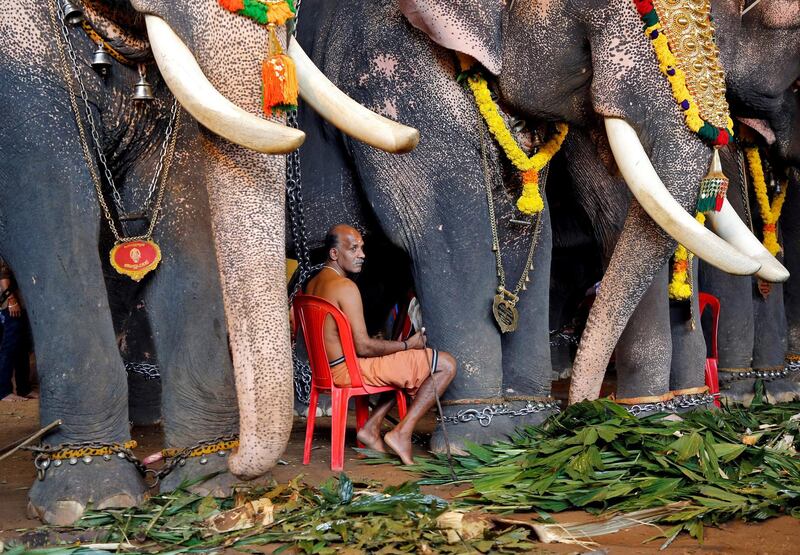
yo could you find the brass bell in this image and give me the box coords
[133,65,154,101]
[91,43,113,75]
[59,0,84,26]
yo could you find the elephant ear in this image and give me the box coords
[398,0,506,74]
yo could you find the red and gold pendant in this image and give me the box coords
[110,240,162,281]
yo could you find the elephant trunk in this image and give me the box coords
[206,141,294,480]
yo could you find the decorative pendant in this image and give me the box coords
[697,149,728,213]
[110,240,162,281]
[757,278,772,300]
[492,289,520,333]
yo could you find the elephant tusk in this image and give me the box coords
[706,198,790,282]
[145,15,305,154]
[604,117,761,276]
[288,40,420,154]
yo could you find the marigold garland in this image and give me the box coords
[669,212,706,301]
[632,0,734,147]
[745,147,788,256]
[464,72,568,215]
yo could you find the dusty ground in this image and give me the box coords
[1,399,798,554]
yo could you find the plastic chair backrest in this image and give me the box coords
[698,292,720,360]
[293,294,365,389]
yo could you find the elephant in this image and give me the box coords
[292,0,792,451]
[1,0,416,524]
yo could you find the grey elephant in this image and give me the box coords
[294,0,787,453]
[0,0,416,524]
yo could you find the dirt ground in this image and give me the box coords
[1,399,798,554]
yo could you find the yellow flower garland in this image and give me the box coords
[668,212,706,301]
[465,73,568,215]
[745,147,787,257]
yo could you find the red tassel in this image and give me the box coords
[261,27,298,116]
[262,54,298,116]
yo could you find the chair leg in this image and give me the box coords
[354,397,370,448]
[396,390,408,420]
[303,388,320,465]
[330,389,349,472]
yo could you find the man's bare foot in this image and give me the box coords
[1,393,29,402]
[356,427,387,453]
[384,429,415,465]
[25,391,39,399]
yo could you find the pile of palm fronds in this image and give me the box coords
[3,475,540,554]
[389,394,800,545]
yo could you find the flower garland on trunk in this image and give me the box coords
[462,66,568,215]
[669,212,706,300]
[745,147,788,256]
[633,0,734,214]
[218,0,298,116]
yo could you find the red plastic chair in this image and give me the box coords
[698,292,721,407]
[293,294,408,471]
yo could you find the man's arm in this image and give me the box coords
[1,277,20,317]
[336,280,423,357]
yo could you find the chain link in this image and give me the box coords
[624,392,716,416]
[125,361,161,380]
[479,119,545,298]
[51,0,179,243]
[155,434,239,481]
[28,440,155,484]
[720,364,799,383]
[439,400,561,427]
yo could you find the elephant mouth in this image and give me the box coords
[604,117,789,283]
[82,0,153,63]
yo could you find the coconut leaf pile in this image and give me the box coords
[394,396,800,544]
[4,475,539,554]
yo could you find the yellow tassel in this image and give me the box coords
[267,1,295,25]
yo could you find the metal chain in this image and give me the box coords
[439,400,561,427]
[624,392,716,416]
[479,119,544,297]
[125,361,161,380]
[28,440,155,484]
[737,147,754,231]
[51,0,179,242]
[155,434,239,481]
[28,434,238,485]
[720,364,799,382]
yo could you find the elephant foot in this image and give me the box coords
[763,374,800,404]
[431,398,560,454]
[159,451,246,497]
[28,455,147,525]
[719,375,757,406]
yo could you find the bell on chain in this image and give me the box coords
[133,65,154,101]
[59,0,84,26]
[91,43,113,75]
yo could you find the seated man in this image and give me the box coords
[305,224,457,465]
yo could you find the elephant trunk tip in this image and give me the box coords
[227,446,282,480]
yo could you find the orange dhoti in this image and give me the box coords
[330,348,439,397]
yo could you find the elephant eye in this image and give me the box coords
[511,119,527,133]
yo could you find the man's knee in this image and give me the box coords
[437,352,457,381]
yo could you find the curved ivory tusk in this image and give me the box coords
[604,117,761,276]
[145,15,305,154]
[288,40,420,154]
[706,198,789,282]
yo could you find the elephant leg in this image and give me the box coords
[699,263,756,405]
[500,203,559,427]
[669,264,711,411]
[142,131,240,495]
[614,265,672,412]
[0,96,148,523]
[752,280,796,403]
